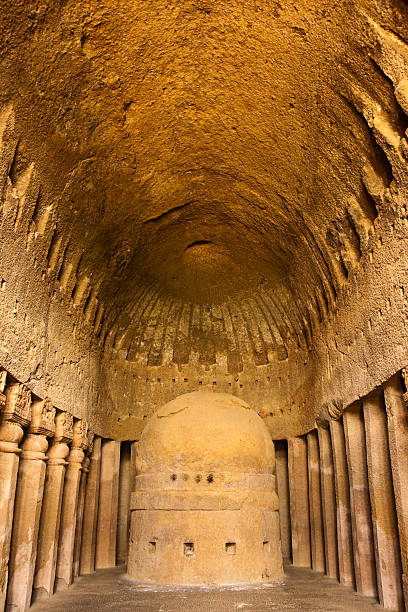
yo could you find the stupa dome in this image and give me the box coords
[136,391,275,475]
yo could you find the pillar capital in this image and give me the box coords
[86,429,95,453]
[29,398,56,437]
[2,382,31,427]
[47,411,73,466]
[20,398,56,461]
[66,419,89,466]
[396,369,408,409]
[0,382,31,453]
[88,429,95,447]
[317,399,345,427]
[327,399,344,420]
[81,456,90,474]
[0,368,7,393]
[72,419,89,450]
[0,369,6,410]
[89,436,102,462]
[54,411,73,444]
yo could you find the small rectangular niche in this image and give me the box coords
[225,542,236,555]
[263,541,270,553]
[184,542,194,556]
[148,541,156,553]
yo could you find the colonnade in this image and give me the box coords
[1,363,407,611]
[0,369,133,612]
[276,370,408,612]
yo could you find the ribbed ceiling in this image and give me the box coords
[0,0,406,373]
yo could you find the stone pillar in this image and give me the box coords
[72,430,94,577]
[343,403,377,598]
[95,440,121,569]
[317,424,338,580]
[287,437,311,567]
[79,437,102,575]
[32,411,73,602]
[6,398,56,612]
[130,441,138,492]
[117,443,132,564]
[307,430,325,572]
[55,419,88,591]
[0,380,31,612]
[363,391,404,610]
[275,441,292,562]
[383,374,408,610]
[329,418,355,588]
[72,456,89,577]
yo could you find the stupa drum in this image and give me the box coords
[127,391,283,585]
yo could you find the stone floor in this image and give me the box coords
[30,565,385,612]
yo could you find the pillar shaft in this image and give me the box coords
[72,456,89,577]
[383,374,408,611]
[0,382,30,612]
[307,431,325,572]
[6,399,55,612]
[0,444,20,612]
[317,425,338,580]
[117,443,131,565]
[130,441,138,492]
[343,403,377,598]
[329,418,355,588]
[79,438,102,575]
[95,440,121,569]
[275,441,292,562]
[55,420,89,591]
[363,391,404,610]
[287,437,310,567]
[32,412,73,601]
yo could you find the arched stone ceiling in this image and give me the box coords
[0,0,407,374]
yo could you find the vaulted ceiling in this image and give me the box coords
[1,0,407,437]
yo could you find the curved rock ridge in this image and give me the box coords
[0,1,407,437]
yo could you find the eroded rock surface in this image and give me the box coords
[0,1,407,438]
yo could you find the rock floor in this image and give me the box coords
[30,565,385,612]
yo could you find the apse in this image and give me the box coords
[0,1,407,611]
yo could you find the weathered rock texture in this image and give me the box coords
[0,2,407,441]
[127,391,283,585]
[1,2,408,607]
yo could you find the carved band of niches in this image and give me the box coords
[54,410,74,443]
[29,398,56,437]
[2,382,31,426]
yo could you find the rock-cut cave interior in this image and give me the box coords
[0,1,408,611]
